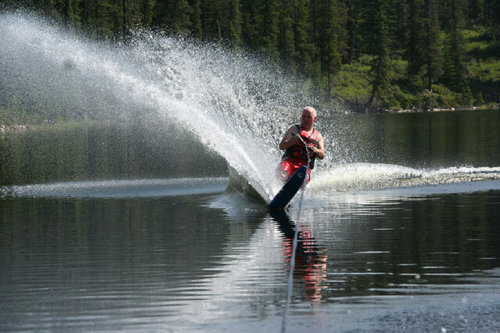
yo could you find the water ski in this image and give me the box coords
[268,165,308,210]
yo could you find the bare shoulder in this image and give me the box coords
[316,129,325,141]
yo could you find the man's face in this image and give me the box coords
[301,109,316,129]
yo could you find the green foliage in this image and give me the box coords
[2,0,500,113]
[0,106,21,125]
[331,60,372,105]
[468,59,500,81]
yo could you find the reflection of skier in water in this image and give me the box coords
[270,210,328,302]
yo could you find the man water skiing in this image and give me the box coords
[278,106,326,183]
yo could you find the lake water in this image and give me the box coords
[1,12,500,332]
[1,110,499,332]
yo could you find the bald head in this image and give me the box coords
[301,106,317,130]
[303,106,317,118]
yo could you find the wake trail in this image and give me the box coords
[309,163,500,193]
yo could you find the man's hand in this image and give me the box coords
[307,144,318,154]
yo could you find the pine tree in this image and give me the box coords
[484,0,500,40]
[406,0,426,76]
[140,0,157,29]
[468,0,483,25]
[189,0,203,39]
[318,0,345,96]
[240,0,260,49]
[362,0,392,109]
[229,0,243,44]
[171,0,193,34]
[278,0,296,70]
[152,0,168,30]
[404,0,443,91]
[200,0,223,41]
[258,0,280,58]
[293,0,316,75]
[442,0,467,90]
[152,0,192,34]
[423,0,443,91]
[122,0,129,42]
[344,0,362,63]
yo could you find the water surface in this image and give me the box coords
[1,12,499,332]
[1,111,500,332]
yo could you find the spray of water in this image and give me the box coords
[3,12,500,203]
[0,11,326,201]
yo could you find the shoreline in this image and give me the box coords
[391,104,499,113]
[1,104,498,133]
[0,124,31,134]
[0,121,92,135]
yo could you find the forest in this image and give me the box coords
[1,0,499,112]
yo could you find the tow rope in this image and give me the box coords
[281,134,311,333]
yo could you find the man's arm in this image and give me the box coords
[312,133,326,159]
[279,126,300,150]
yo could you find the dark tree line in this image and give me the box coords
[3,0,500,109]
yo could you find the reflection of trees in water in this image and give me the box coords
[270,210,328,302]
[0,123,227,186]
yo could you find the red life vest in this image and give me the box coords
[283,125,320,169]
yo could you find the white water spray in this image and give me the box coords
[0,11,324,201]
[3,12,500,203]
